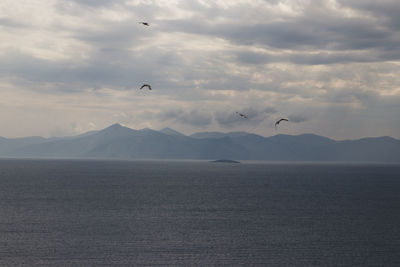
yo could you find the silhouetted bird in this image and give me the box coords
[275,118,289,129]
[138,22,150,26]
[140,84,152,90]
[235,112,248,119]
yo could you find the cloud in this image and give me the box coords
[288,115,308,123]
[157,108,212,126]
[66,0,123,7]
[215,106,276,128]
[160,1,400,61]
[0,0,399,139]
[0,17,27,28]
[235,50,392,66]
[337,0,400,28]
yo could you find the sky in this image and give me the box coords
[0,0,399,139]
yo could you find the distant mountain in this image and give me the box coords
[1,124,399,162]
[190,131,249,139]
[0,136,48,156]
[159,127,186,137]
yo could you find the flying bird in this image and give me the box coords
[140,84,152,90]
[235,112,248,119]
[138,22,150,26]
[275,118,289,129]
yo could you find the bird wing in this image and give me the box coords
[275,118,289,125]
[142,84,151,90]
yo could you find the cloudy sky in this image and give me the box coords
[1,0,399,139]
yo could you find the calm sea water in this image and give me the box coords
[0,159,399,266]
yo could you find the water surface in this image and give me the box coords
[0,159,399,266]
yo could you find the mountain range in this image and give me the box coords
[0,123,399,162]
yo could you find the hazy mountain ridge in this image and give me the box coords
[1,124,399,162]
[190,131,249,139]
[159,127,186,137]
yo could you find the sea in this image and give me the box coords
[0,159,399,266]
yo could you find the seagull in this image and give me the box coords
[275,118,289,129]
[138,22,150,26]
[140,84,152,90]
[235,112,248,119]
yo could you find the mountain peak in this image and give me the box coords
[97,123,137,137]
[159,127,186,136]
[107,123,123,129]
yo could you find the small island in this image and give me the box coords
[210,159,240,163]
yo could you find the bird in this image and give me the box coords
[235,112,248,119]
[140,84,152,90]
[138,22,150,26]
[275,118,289,129]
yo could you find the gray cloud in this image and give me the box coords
[235,50,392,65]
[0,17,27,28]
[157,109,212,126]
[338,0,400,29]
[324,89,380,107]
[162,16,372,51]
[214,111,243,127]
[215,107,276,128]
[0,0,399,139]
[160,1,400,64]
[288,115,308,123]
[67,0,122,7]
[0,46,182,93]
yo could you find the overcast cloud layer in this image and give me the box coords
[0,0,399,139]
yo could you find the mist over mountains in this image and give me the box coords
[0,123,399,162]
